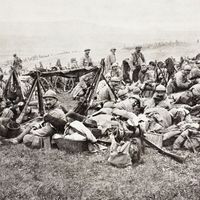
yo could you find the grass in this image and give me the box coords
[0,143,200,200]
[1,95,200,200]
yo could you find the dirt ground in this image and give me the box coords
[0,93,200,200]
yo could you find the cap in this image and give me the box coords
[43,89,58,99]
[135,46,142,50]
[84,49,91,52]
[110,48,116,51]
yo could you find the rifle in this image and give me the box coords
[74,59,105,115]
[3,68,24,101]
[37,72,45,116]
[101,74,118,101]
[143,135,185,163]
[12,69,25,101]
[86,65,104,105]
[155,60,168,86]
[16,78,38,124]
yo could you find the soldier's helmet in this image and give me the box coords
[43,90,58,100]
[155,84,166,92]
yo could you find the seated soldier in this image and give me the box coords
[144,84,172,110]
[155,61,168,85]
[167,65,193,94]
[138,63,155,84]
[138,63,156,98]
[68,58,79,69]
[9,90,66,148]
[97,77,120,104]
[144,107,173,132]
[117,89,129,101]
[173,83,200,106]
[107,62,122,80]
[114,95,142,115]
[71,71,95,99]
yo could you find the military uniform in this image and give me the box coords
[167,67,191,94]
[105,52,116,73]
[79,55,93,68]
[129,48,145,82]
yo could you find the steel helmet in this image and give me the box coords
[155,84,166,92]
[43,89,58,99]
[112,62,119,67]
[183,65,192,71]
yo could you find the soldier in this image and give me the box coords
[107,62,122,80]
[0,69,5,91]
[68,58,78,69]
[55,59,62,70]
[105,48,117,73]
[79,49,93,68]
[144,84,172,110]
[13,54,23,75]
[173,83,200,106]
[129,46,145,82]
[167,65,193,94]
[97,77,120,103]
[9,90,66,147]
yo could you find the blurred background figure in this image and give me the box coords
[68,58,78,69]
[79,49,93,68]
[13,54,23,75]
[105,48,117,74]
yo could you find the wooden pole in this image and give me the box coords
[36,72,45,116]
[16,77,38,124]
[3,69,13,99]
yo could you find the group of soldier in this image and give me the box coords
[0,47,200,167]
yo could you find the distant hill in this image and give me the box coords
[0,20,200,63]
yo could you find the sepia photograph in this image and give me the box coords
[0,0,200,199]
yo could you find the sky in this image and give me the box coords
[0,0,200,31]
[0,0,200,57]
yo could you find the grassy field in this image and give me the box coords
[0,94,200,200]
[0,144,200,200]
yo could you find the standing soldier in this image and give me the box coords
[129,46,145,82]
[13,54,23,75]
[79,49,93,68]
[105,48,117,74]
[55,59,63,70]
